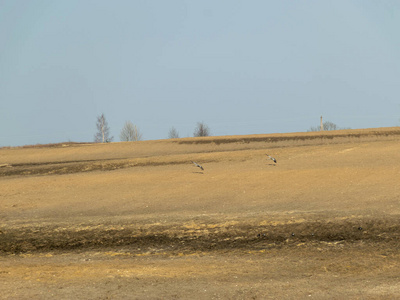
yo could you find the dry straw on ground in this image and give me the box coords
[1,127,400,299]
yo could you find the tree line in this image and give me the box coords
[94,114,211,143]
[308,121,350,132]
[95,113,348,143]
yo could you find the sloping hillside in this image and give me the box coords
[1,127,400,298]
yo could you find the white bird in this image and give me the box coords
[191,161,204,170]
[266,154,277,164]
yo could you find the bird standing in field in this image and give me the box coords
[266,154,277,164]
[191,161,204,170]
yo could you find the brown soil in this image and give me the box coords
[1,127,400,299]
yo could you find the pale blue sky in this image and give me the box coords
[1,1,400,146]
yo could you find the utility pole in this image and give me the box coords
[320,115,324,131]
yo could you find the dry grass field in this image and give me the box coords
[1,127,400,299]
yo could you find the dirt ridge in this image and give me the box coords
[2,217,400,255]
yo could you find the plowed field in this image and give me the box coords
[1,127,400,299]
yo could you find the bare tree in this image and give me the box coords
[132,124,143,141]
[168,127,180,139]
[193,122,210,137]
[94,113,113,143]
[308,121,345,132]
[120,121,142,141]
[323,121,339,131]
